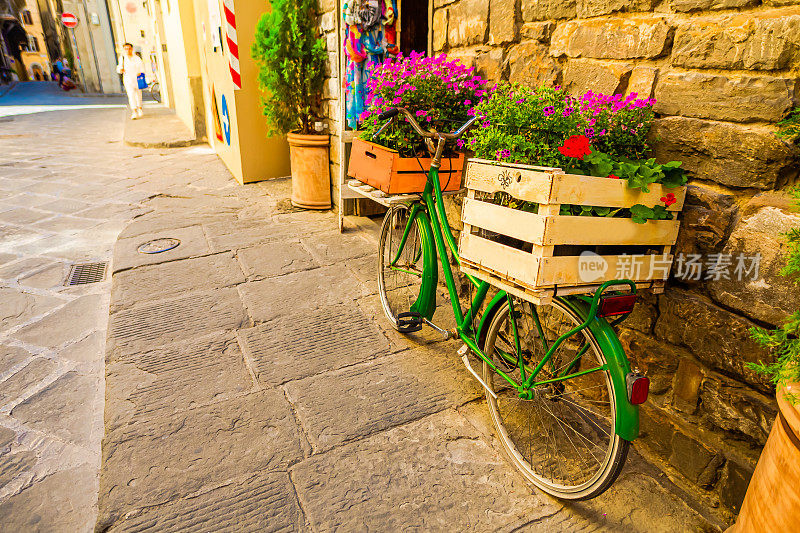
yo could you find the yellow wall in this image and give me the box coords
[19,0,50,79]
[161,0,202,137]
[192,0,290,184]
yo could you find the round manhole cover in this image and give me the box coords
[138,238,181,254]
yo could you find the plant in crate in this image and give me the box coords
[732,186,800,531]
[457,83,689,295]
[466,83,688,222]
[348,52,488,194]
[252,0,330,209]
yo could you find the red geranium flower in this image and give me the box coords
[660,192,677,207]
[558,135,592,160]
[607,174,620,179]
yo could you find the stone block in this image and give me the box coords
[433,8,448,51]
[110,252,245,311]
[551,16,673,60]
[672,12,800,70]
[521,0,576,21]
[11,371,100,446]
[520,21,555,43]
[237,304,390,387]
[670,430,723,487]
[655,289,771,391]
[654,72,795,123]
[0,357,57,405]
[673,183,737,261]
[626,66,657,98]
[320,11,336,32]
[113,225,211,272]
[13,294,105,350]
[718,459,755,514]
[489,0,518,45]
[649,117,798,190]
[282,346,481,452]
[107,289,247,357]
[239,264,371,324]
[105,333,254,433]
[0,344,30,375]
[671,0,758,10]
[444,47,478,68]
[97,391,305,530]
[0,287,63,330]
[707,197,800,327]
[638,406,675,459]
[236,240,318,280]
[577,0,657,18]
[0,466,97,533]
[618,328,680,396]
[562,59,632,96]
[290,409,557,531]
[622,290,658,334]
[104,471,303,532]
[447,0,489,47]
[699,373,777,447]
[672,358,704,413]
[506,40,561,87]
[300,231,375,265]
[475,48,504,82]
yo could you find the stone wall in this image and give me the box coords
[433,0,800,523]
[318,0,342,206]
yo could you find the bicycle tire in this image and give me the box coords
[377,204,426,330]
[481,298,629,500]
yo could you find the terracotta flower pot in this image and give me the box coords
[730,383,800,532]
[287,132,331,210]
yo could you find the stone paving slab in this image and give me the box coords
[12,294,105,350]
[113,224,211,272]
[97,390,306,531]
[283,344,482,453]
[237,304,391,387]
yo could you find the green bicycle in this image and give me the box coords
[374,107,650,500]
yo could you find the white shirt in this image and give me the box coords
[116,54,145,87]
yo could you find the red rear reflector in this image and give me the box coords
[627,373,650,405]
[598,294,638,317]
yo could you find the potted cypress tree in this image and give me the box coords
[252,0,330,209]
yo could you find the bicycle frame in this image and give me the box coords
[387,159,640,440]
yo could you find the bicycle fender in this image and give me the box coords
[560,298,640,442]
[475,291,508,345]
[410,209,438,320]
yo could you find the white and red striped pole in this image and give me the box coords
[222,0,241,89]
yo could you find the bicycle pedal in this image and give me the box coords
[397,312,423,333]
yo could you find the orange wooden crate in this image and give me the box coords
[347,137,464,194]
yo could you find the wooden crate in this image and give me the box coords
[458,158,687,304]
[347,137,464,194]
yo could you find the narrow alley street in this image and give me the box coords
[0,84,719,532]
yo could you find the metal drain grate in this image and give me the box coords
[65,262,108,286]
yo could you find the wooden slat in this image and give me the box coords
[467,157,561,172]
[464,160,556,204]
[551,173,686,211]
[460,263,552,305]
[461,197,546,245]
[537,254,674,287]
[542,217,681,246]
[459,232,541,288]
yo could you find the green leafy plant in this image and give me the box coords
[251,0,326,135]
[776,107,800,144]
[358,52,487,157]
[748,187,800,402]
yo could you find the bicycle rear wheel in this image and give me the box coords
[377,204,426,329]
[481,298,628,500]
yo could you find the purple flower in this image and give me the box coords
[456,139,465,148]
[585,127,595,138]
[415,110,426,117]
[464,99,472,106]
[543,106,555,116]
[562,107,574,117]
[515,98,525,104]
[599,129,607,135]
[496,149,511,160]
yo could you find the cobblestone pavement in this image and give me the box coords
[2,86,718,532]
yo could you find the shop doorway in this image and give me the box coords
[400,0,429,56]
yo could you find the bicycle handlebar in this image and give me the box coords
[374,107,479,142]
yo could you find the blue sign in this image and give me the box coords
[221,94,231,146]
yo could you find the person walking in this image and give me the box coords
[116,43,146,119]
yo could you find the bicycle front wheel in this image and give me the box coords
[481,298,628,500]
[377,204,426,330]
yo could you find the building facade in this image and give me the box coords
[18,0,51,79]
[318,0,800,524]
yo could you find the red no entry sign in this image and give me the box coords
[61,12,78,28]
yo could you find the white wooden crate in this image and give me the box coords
[458,158,687,304]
